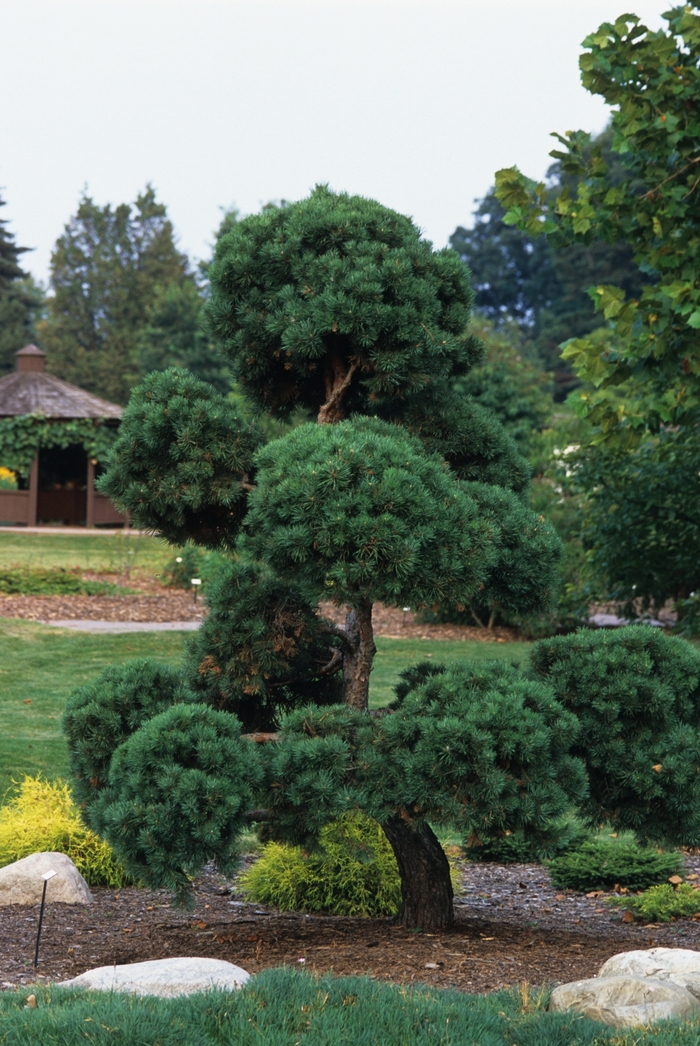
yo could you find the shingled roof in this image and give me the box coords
[0,346,123,420]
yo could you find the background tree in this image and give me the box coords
[453,321,554,454]
[495,3,700,439]
[568,425,700,620]
[37,187,227,402]
[0,193,43,375]
[451,129,644,398]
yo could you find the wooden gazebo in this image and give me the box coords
[0,345,127,527]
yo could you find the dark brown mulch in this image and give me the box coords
[0,582,520,641]
[3,858,698,994]
[320,603,521,643]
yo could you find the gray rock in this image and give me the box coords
[600,947,700,1000]
[549,975,699,1027]
[0,852,92,905]
[58,957,250,997]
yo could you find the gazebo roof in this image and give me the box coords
[0,346,123,420]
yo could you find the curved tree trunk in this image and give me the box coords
[342,599,376,711]
[317,344,359,425]
[381,816,454,931]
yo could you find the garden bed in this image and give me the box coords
[3,857,698,994]
[0,578,520,641]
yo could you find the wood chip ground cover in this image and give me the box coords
[2,858,700,996]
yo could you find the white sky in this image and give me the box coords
[1,0,667,283]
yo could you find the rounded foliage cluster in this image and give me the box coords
[99,704,261,903]
[246,417,493,610]
[183,559,343,731]
[259,659,587,848]
[394,392,531,494]
[98,368,262,548]
[242,812,401,917]
[207,186,480,419]
[62,659,190,826]
[531,626,700,845]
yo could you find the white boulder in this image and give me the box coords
[600,947,700,1000]
[58,957,251,997]
[0,852,92,905]
[549,974,699,1027]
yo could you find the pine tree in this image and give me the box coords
[93,187,565,930]
[38,187,224,402]
[0,194,42,375]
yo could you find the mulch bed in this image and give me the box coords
[0,578,521,642]
[2,858,698,994]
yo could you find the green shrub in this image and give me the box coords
[242,813,402,916]
[183,559,342,731]
[0,566,127,596]
[531,625,700,846]
[62,659,191,828]
[98,704,262,904]
[548,838,683,892]
[609,882,700,922]
[0,777,131,887]
[468,816,589,864]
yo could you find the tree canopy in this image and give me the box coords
[495,3,700,438]
[206,186,481,423]
[0,194,42,375]
[38,187,227,403]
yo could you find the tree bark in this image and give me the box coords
[381,816,454,931]
[317,345,359,425]
[342,599,376,711]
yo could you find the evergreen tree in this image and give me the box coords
[0,194,42,374]
[38,187,225,402]
[93,187,564,930]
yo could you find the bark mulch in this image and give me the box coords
[2,858,697,994]
[0,582,521,641]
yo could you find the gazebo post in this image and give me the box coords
[27,456,38,527]
[86,457,95,528]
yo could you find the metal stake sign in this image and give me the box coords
[34,870,57,968]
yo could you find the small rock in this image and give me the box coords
[600,947,700,1000]
[549,975,699,1027]
[58,957,250,997]
[0,853,92,906]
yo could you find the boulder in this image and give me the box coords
[600,947,700,1000]
[58,957,250,997]
[549,975,699,1027]
[0,852,92,905]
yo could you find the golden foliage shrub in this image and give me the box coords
[0,777,132,887]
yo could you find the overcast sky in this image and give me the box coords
[2,0,667,283]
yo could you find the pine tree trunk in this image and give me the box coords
[381,816,454,931]
[342,599,376,712]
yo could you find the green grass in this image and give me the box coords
[0,620,188,800]
[0,620,529,802]
[0,530,174,578]
[0,966,692,1045]
[370,637,527,707]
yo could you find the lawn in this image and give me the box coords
[0,530,174,578]
[0,620,530,801]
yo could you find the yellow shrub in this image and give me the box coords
[0,777,132,887]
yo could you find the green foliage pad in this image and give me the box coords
[532,626,700,846]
